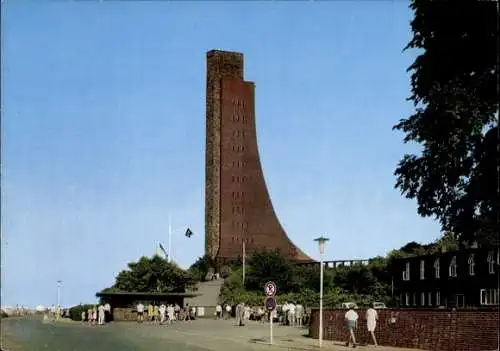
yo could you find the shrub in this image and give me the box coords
[69,304,95,321]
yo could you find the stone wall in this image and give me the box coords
[112,307,137,321]
[309,308,499,351]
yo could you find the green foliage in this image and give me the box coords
[101,255,193,294]
[69,304,95,321]
[245,250,297,293]
[220,250,396,307]
[188,255,215,282]
[393,0,498,244]
[1,311,8,318]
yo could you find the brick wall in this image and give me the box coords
[309,308,499,351]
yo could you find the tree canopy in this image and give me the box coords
[220,235,462,307]
[101,255,193,294]
[393,0,498,245]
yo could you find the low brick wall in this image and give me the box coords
[309,308,499,351]
[112,308,137,321]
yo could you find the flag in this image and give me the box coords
[185,228,193,238]
[158,242,168,259]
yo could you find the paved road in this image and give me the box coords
[1,317,422,351]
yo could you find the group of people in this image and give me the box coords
[215,301,308,327]
[344,306,379,348]
[81,303,111,325]
[135,302,190,324]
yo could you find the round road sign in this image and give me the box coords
[265,296,276,311]
[264,281,277,296]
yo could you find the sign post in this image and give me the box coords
[264,281,277,345]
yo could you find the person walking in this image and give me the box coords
[344,307,358,348]
[98,304,105,325]
[366,307,378,347]
[225,304,232,319]
[159,304,166,324]
[235,302,245,326]
[167,304,175,324]
[136,302,145,323]
[215,304,222,320]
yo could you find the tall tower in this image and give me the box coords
[205,50,311,264]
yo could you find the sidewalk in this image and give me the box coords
[252,336,426,351]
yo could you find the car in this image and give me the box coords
[372,302,387,309]
[340,302,359,309]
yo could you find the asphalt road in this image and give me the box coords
[0,317,308,351]
[1,317,423,351]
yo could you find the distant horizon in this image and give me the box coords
[1,1,443,307]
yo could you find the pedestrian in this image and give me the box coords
[81,310,86,323]
[167,304,175,324]
[154,304,160,324]
[98,304,105,325]
[87,307,93,325]
[148,303,154,323]
[136,302,145,323]
[225,304,232,319]
[366,307,378,347]
[235,302,245,326]
[344,307,358,348]
[159,304,166,324]
[174,303,180,321]
[215,304,222,320]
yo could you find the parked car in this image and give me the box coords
[373,302,387,309]
[340,302,358,309]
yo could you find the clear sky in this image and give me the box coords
[1,2,442,308]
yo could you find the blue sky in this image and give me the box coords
[1,2,441,308]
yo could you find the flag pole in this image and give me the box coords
[242,241,246,285]
[168,215,172,263]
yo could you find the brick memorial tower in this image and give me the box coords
[205,50,312,265]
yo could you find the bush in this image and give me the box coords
[69,304,95,321]
[1,311,8,318]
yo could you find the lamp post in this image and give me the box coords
[314,236,329,348]
[56,280,62,320]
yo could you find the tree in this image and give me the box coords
[188,255,215,281]
[393,0,498,244]
[102,255,192,293]
[245,250,297,293]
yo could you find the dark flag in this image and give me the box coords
[158,242,168,259]
[185,228,193,238]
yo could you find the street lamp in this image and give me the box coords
[314,236,329,348]
[56,280,62,320]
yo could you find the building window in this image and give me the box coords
[434,258,440,279]
[449,256,457,277]
[487,251,496,274]
[428,292,432,306]
[421,292,425,306]
[405,292,410,306]
[480,289,499,306]
[420,260,425,280]
[468,254,475,276]
[403,261,410,281]
[412,292,417,306]
[436,291,441,306]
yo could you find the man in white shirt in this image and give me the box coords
[344,307,358,348]
[288,303,296,327]
[225,304,232,319]
[366,307,378,347]
[215,304,222,320]
[97,305,105,325]
[136,302,145,323]
[159,304,166,324]
[281,303,289,325]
